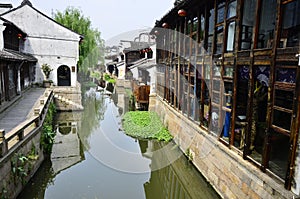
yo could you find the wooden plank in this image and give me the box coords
[253,49,272,56]
[254,60,271,65]
[236,61,251,65]
[273,106,293,114]
[271,125,290,136]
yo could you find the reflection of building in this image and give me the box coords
[112,79,131,115]
[51,112,83,174]
[142,141,220,199]
[150,0,300,198]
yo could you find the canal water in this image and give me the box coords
[18,88,220,199]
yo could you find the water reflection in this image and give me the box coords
[142,141,221,199]
[79,89,107,150]
[51,112,84,174]
[18,88,219,199]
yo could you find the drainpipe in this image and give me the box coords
[17,61,25,95]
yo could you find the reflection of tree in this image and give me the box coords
[78,90,107,150]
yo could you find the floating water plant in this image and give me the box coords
[122,111,172,142]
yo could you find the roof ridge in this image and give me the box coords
[21,0,32,7]
[0,1,83,38]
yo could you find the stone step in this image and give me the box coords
[54,94,83,110]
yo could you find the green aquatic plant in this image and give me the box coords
[41,102,56,154]
[123,111,173,142]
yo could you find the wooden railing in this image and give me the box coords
[0,89,54,158]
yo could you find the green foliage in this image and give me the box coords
[104,74,111,81]
[27,144,39,161]
[41,102,57,154]
[90,71,102,79]
[11,153,28,185]
[123,111,173,142]
[1,187,8,199]
[54,7,105,73]
[10,144,40,186]
[185,148,194,162]
[103,73,116,84]
[41,63,53,79]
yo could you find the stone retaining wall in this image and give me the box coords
[53,84,83,111]
[0,125,44,198]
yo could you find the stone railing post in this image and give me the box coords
[18,130,24,141]
[0,129,8,157]
[34,108,40,126]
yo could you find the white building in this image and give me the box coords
[1,0,82,87]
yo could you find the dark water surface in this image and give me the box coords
[18,89,220,199]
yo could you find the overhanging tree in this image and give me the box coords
[54,7,105,74]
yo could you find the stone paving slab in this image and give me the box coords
[0,87,46,133]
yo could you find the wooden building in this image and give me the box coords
[150,0,300,197]
[0,16,37,104]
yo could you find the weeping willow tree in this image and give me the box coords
[55,7,105,74]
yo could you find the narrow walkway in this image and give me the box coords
[0,87,46,133]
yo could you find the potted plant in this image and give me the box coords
[42,64,53,87]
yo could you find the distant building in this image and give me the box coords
[1,0,82,87]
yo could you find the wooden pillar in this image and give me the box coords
[16,61,25,95]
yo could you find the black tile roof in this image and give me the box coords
[0,48,37,62]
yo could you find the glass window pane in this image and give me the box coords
[234,66,249,149]
[276,68,296,83]
[200,15,205,40]
[208,9,215,34]
[216,26,224,54]
[213,91,220,103]
[203,82,210,127]
[193,17,198,32]
[213,65,221,77]
[255,66,270,86]
[227,0,237,18]
[268,132,289,179]
[281,0,300,48]
[241,0,256,50]
[273,110,292,131]
[227,21,236,51]
[224,66,234,78]
[208,36,213,53]
[204,64,211,80]
[274,89,294,110]
[211,106,220,132]
[257,0,276,49]
[217,2,226,23]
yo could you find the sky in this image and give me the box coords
[7,0,174,43]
